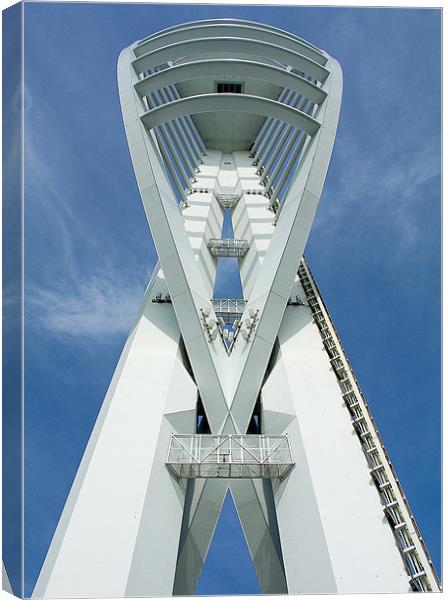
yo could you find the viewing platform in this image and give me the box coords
[208,238,249,259]
[166,434,294,479]
[212,298,246,324]
[214,193,242,209]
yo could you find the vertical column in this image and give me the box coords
[33,277,198,598]
[183,151,224,298]
[232,152,274,298]
[261,294,411,593]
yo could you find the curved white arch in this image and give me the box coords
[132,36,329,83]
[140,93,320,137]
[134,59,327,105]
[133,22,328,66]
[137,18,325,56]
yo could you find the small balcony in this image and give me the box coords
[215,193,241,209]
[166,434,294,479]
[208,238,249,259]
[212,298,246,324]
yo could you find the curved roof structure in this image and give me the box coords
[119,17,340,188]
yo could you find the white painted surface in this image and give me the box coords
[33,281,197,597]
[263,304,411,593]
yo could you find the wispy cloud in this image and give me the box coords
[24,86,154,341]
[308,8,441,259]
[334,132,440,203]
[26,270,144,339]
[312,130,440,256]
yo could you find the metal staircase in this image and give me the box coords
[297,258,437,592]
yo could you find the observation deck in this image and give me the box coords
[214,193,242,209]
[166,434,294,479]
[208,238,249,259]
[212,298,246,324]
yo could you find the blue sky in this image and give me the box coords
[12,2,441,596]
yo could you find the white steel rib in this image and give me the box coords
[134,60,327,104]
[133,23,328,64]
[136,18,326,58]
[131,37,330,81]
[140,94,321,136]
[32,17,440,598]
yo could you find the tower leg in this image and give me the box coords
[231,480,288,594]
[173,479,228,595]
[261,306,411,593]
[33,278,198,598]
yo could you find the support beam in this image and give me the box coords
[134,22,328,66]
[136,18,326,59]
[135,59,327,105]
[132,37,330,83]
[140,93,320,137]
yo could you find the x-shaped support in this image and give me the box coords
[118,45,342,593]
[118,46,342,437]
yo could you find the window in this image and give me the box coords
[216,82,243,94]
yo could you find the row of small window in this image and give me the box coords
[216,82,243,94]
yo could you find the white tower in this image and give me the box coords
[33,19,439,597]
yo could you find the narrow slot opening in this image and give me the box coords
[196,395,211,434]
[216,82,243,94]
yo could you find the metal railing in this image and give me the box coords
[166,434,294,479]
[212,298,246,324]
[214,193,241,209]
[208,238,249,259]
